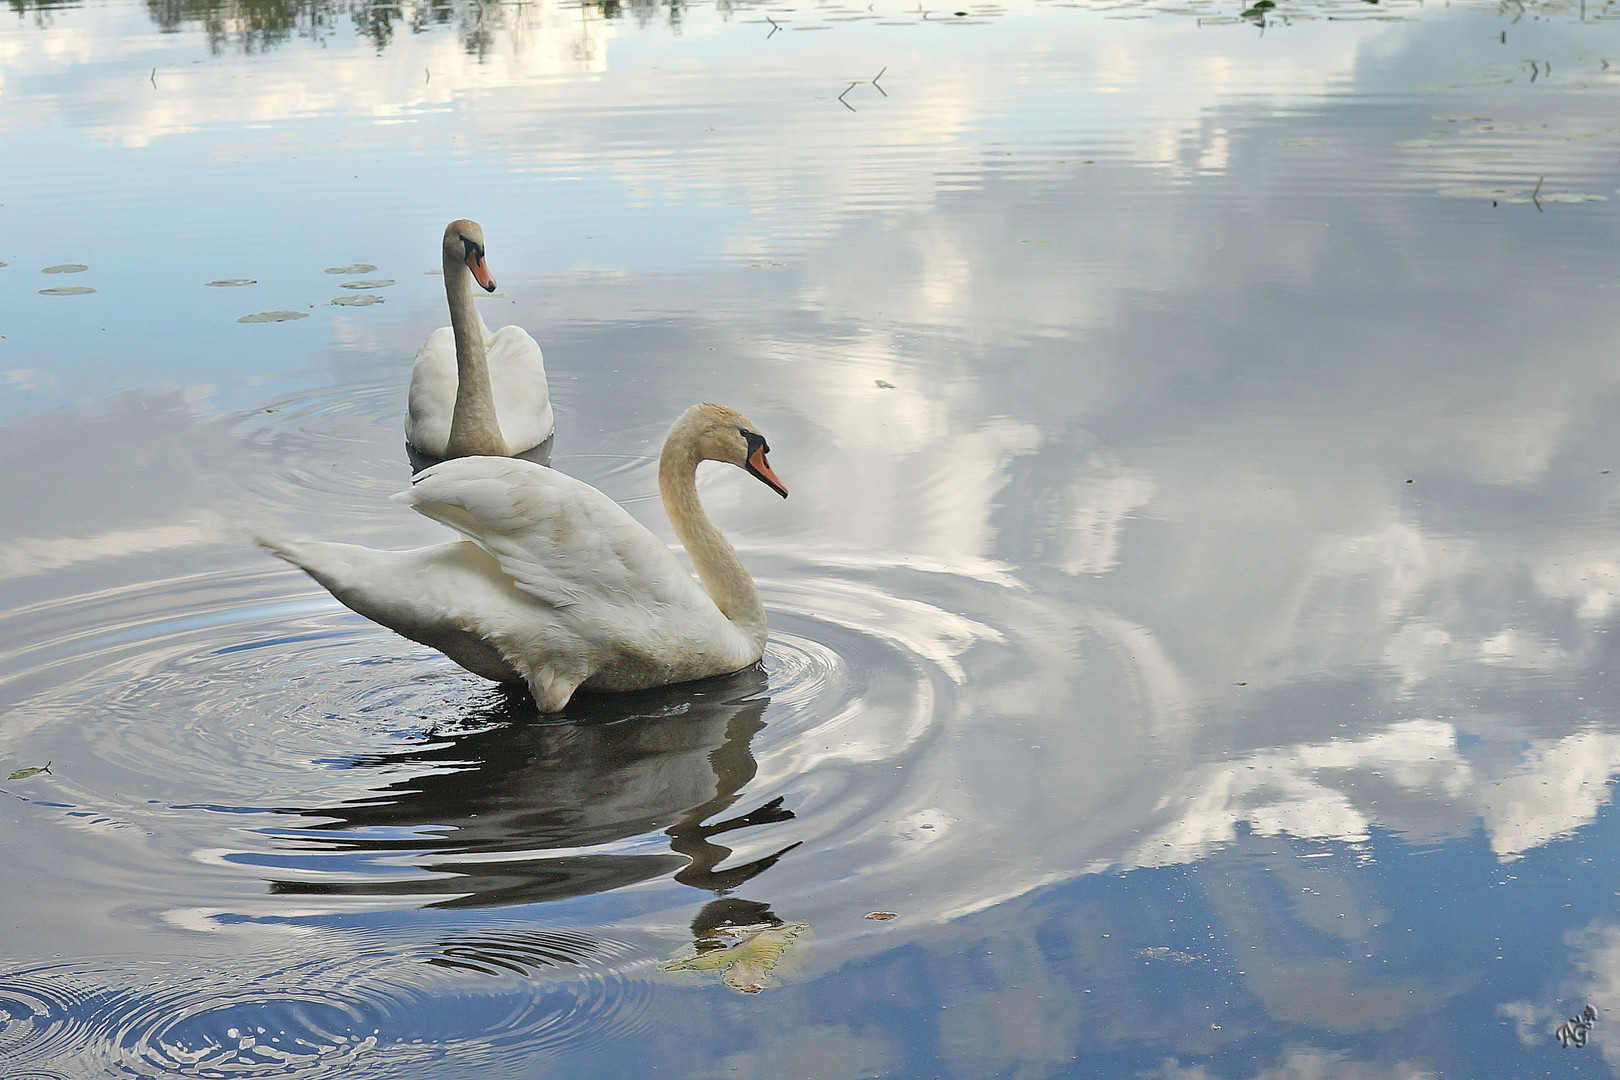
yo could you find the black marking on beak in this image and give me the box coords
[460,234,496,292]
[742,430,788,498]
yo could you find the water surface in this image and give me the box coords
[4,0,1620,1075]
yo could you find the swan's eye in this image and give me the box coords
[460,236,484,261]
[741,430,769,456]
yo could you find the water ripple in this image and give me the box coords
[0,937,660,1078]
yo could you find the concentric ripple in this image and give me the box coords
[225,381,415,514]
[0,932,660,1079]
[0,510,1155,1074]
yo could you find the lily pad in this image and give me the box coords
[38,286,96,295]
[340,279,396,289]
[1506,191,1608,203]
[1437,186,1518,199]
[237,310,309,323]
[9,761,50,780]
[332,295,385,306]
[325,264,377,275]
[41,263,88,274]
[205,278,257,287]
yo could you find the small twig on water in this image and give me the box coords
[838,69,890,111]
[425,67,431,83]
[149,67,157,87]
[1531,175,1544,211]
[766,15,780,36]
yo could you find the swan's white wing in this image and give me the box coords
[404,327,457,456]
[396,456,712,617]
[486,325,553,451]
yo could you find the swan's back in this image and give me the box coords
[405,324,552,458]
[400,456,759,697]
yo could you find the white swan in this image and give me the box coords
[259,403,788,712]
[404,219,553,459]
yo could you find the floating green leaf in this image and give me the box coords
[325,264,378,274]
[205,278,257,287]
[9,761,50,780]
[237,310,309,323]
[41,263,88,274]
[38,286,96,295]
[332,295,385,306]
[340,279,395,289]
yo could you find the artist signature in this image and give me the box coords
[1556,1005,1598,1048]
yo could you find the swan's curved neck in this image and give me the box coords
[659,436,766,642]
[443,253,505,458]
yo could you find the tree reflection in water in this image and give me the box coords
[115,0,689,56]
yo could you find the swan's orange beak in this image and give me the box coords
[467,250,496,293]
[747,445,788,498]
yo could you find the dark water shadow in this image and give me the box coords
[405,432,554,475]
[266,666,798,910]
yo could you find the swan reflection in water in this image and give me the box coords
[267,666,800,911]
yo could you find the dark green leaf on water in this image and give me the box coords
[340,279,396,289]
[38,287,96,295]
[325,264,378,275]
[9,761,51,780]
[205,279,257,287]
[875,380,896,389]
[41,264,88,274]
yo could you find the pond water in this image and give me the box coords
[4,0,1620,1075]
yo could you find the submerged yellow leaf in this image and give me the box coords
[662,922,808,993]
[9,761,51,780]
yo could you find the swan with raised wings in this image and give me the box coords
[405,219,553,459]
[259,403,788,712]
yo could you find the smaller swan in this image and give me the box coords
[259,403,788,712]
[405,219,553,460]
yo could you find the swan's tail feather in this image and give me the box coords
[253,533,346,585]
[254,532,305,565]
